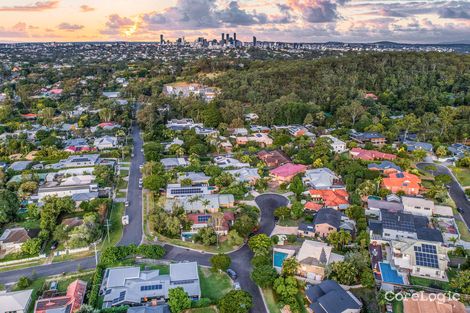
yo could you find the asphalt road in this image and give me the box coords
[118,123,144,246]
[417,162,470,226]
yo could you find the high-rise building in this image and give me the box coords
[221,33,225,43]
[160,34,164,44]
[253,36,257,46]
[233,33,237,42]
[226,33,230,41]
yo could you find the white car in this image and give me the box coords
[139,165,143,170]
[121,215,129,225]
[125,201,129,207]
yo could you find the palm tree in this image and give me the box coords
[201,199,211,212]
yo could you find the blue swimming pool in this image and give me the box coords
[379,262,404,285]
[273,251,288,268]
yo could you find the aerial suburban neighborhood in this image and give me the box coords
[0,2,470,313]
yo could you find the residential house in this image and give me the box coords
[229,128,249,136]
[382,172,422,196]
[349,148,397,161]
[403,141,434,153]
[305,280,362,313]
[160,158,189,170]
[34,279,87,313]
[166,118,202,131]
[270,163,307,183]
[309,208,355,238]
[194,126,218,137]
[368,161,402,174]
[250,125,270,133]
[401,196,434,217]
[9,161,32,171]
[185,212,235,235]
[225,168,260,185]
[213,156,249,168]
[101,262,201,308]
[218,141,233,153]
[350,131,386,146]
[235,133,273,147]
[177,172,211,185]
[0,227,39,255]
[390,240,449,281]
[273,125,314,138]
[94,135,118,150]
[257,150,290,168]
[164,138,184,151]
[305,189,349,211]
[368,209,443,243]
[36,175,98,201]
[164,194,235,213]
[57,154,101,168]
[302,168,343,189]
[320,135,347,153]
[274,240,343,281]
[0,289,33,313]
[166,184,212,198]
[102,91,120,99]
[403,292,465,313]
[244,113,259,122]
[447,143,470,160]
[366,196,404,216]
[91,122,120,133]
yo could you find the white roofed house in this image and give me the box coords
[101,262,201,308]
[160,158,189,170]
[320,135,347,153]
[390,239,449,281]
[225,168,261,185]
[94,135,118,150]
[302,168,343,189]
[401,196,434,217]
[0,289,33,313]
[164,194,235,213]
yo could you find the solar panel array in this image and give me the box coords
[381,211,415,232]
[112,291,126,304]
[170,187,205,195]
[197,215,211,223]
[414,244,439,268]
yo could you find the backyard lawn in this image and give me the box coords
[456,220,470,241]
[450,166,470,187]
[262,288,281,313]
[199,267,232,302]
[184,307,217,313]
[393,300,404,313]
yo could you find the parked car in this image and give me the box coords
[457,207,464,214]
[226,268,237,280]
[125,200,129,207]
[122,215,129,225]
[50,240,59,250]
[50,281,58,290]
[233,282,241,290]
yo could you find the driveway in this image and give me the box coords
[417,162,470,227]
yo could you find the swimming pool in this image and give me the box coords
[273,251,288,268]
[379,262,404,285]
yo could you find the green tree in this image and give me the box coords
[93,165,114,187]
[168,287,191,313]
[227,230,244,246]
[16,276,31,289]
[218,290,253,313]
[327,229,352,251]
[450,270,470,294]
[0,189,19,225]
[274,206,290,221]
[39,196,75,239]
[327,261,358,285]
[248,234,272,256]
[273,276,298,302]
[143,175,167,192]
[196,227,217,246]
[436,145,448,158]
[281,257,299,277]
[360,269,375,288]
[251,265,278,288]
[210,254,231,272]
[289,176,304,200]
[21,238,42,256]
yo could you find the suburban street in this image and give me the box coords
[417,162,470,227]
[118,123,144,246]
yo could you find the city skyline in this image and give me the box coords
[0,0,469,44]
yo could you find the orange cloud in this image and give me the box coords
[0,1,59,12]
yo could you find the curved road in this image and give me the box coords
[417,162,470,227]
[0,117,289,312]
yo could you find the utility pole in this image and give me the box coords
[105,218,111,243]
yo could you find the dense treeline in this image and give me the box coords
[214,52,470,116]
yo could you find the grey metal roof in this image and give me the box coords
[305,280,362,313]
[314,208,342,229]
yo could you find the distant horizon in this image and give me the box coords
[0,0,469,44]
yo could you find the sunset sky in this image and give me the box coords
[0,0,469,43]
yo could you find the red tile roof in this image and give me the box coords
[350,148,397,161]
[35,280,87,313]
[307,189,349,208]
[270,163,307,178]
[381,172,421,195]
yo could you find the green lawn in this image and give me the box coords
[393,300,404,313]
[140,264,169,275]
[262,288,281,313]
[450,166,470,187]
[100,202,124,249]
[120,169,129,177]
[199,267,232,302]
[185,307,217,313]
[158,234,242,254]
[350,288,379,313]
[409,275,450,290]
[456,220,470,242]
[56,272,94,292]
